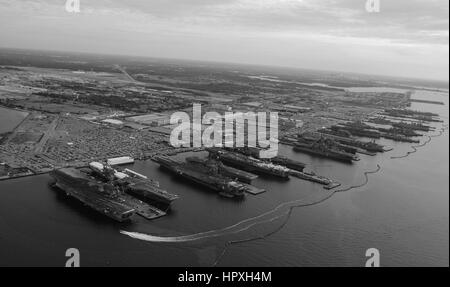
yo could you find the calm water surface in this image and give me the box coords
[0,90,448,266]
[0,106,28,134]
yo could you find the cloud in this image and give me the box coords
[0,0,448,80]
[1,0,448,44]
[73,0,449,44]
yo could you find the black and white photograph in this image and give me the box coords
[0,0,448,270]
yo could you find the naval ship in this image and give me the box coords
[293,138,359,163]
[392,121,433,132]
[208,149,291,179]
[382,133,420,143]
[316,130,385,153]
[375,127,421,137]
[298,135,358,155]
[186,156,258,184]
[88,162,179,205]
[50,168,169,222]
[50,168,136,222]
[225,147,306,172]
[153,155,246,198]
[331,121,383,139]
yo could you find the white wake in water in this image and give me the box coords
[119,231,201,243]
[120,164,384,244]
[120,190,336,243]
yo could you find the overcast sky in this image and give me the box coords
[0,0,448,81]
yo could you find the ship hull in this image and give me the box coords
[218,157,290,179]
[125,183,176,205]
[209,150,290,179]
[154,157,245,198]
[293,146,355,163]
[51,174,135,223]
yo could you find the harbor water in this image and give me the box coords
[0,106,28,134]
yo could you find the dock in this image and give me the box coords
[241,183,266,195]
[121,194,167,220]
[409,99,444,105]
[271,156,306,172]
[209,149,291,178]
[289,170,341,190]
[220,165,258,183]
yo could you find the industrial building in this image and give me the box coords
[102,119,124,126]
[273,105,312,113]
[126,113,171,127]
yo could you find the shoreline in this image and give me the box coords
[0,104,30,134]
[0,147,205,182]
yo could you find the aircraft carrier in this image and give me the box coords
[367,117,394,125]
[208,149,291,179]
[382,133,420,143]
[298,134,358,154]
[332,125,381,139]
[392,122,433,132]
[186,156,258,184]
[382,109,443,122]
[316,130,386,153]
[153,155,247,198]
[293,138,359,163]
[270,156,306,172]
[88,162,179,205]
[225,147,306,173]
[50,168,167,222]
[375,127,421,137]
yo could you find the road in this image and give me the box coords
[34,116,60,154]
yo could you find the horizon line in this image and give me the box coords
[0,45,448,85]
